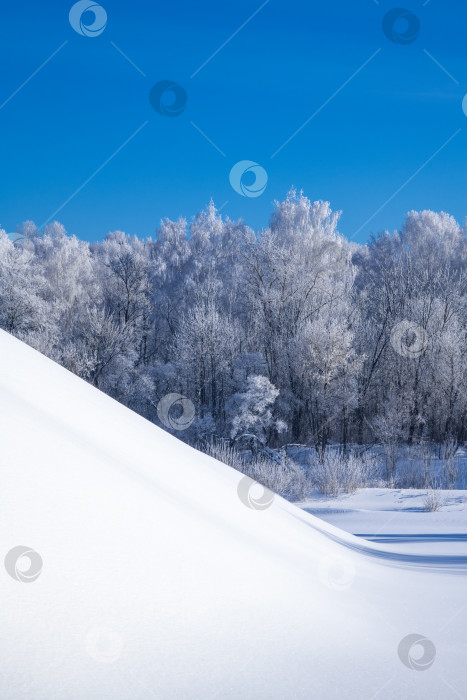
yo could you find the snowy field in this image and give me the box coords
[1,330,467,699]
[301,489,467,557]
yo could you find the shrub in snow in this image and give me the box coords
[245,448,309,502]
[441,453,460,490]
[201,439,309,502]
[395,444,436,489]
[309,450,380,498]
[424,489,444,512]
[310,451,344,497]
[202,439,244,472]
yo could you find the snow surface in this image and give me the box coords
[1,329,466,699]
[302,489,467,557]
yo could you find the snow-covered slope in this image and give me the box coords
[1,330,466,699]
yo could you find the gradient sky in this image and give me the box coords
[1,0,466,243]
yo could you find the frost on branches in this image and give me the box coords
[0,191,466,457]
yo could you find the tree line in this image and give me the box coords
[1,190,466,456]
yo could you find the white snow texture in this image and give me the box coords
[1,330,466,699]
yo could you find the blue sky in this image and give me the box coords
[1,0,466,243]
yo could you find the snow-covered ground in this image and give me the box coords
[1,330,467,699]
[301,489,467,557]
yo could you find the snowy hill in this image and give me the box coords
[1,329,466,699]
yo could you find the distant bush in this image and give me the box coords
[200,439,309,501]
[309,450,380,498]
[424,489,444,512]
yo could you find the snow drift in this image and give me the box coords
[1,330,466,699]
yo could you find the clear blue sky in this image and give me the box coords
[1,0,466,243]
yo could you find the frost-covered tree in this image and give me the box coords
[0,195,465,452]
[227,375,286,446]
[0,228,50,337]
[173,300,239,423]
